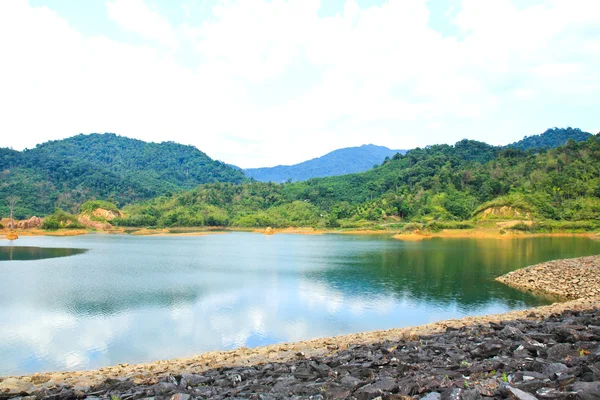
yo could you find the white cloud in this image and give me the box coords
[106,0,178,47]
[0,0,598,167]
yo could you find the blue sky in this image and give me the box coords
[1,0,599,167]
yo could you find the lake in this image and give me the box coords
[1,233,599,376]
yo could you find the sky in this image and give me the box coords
[0,0,599,168]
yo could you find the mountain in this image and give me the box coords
[244,144,407,182]
[0,133,246,218]
[506,127,592,150]
[115,132,600,229]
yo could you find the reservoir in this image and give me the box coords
[1,233,599,376]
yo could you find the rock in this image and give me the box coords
[180,373,211,386]
[547,344,579,361]
[150,382,178,395]
[169,393,190,400]
[544,363,569,376]
[355,377,398,399]
[536,387,575,399]
[441,388,463,400]
[462,389,483,400]
[339,375,362,388]
[0,378,35,394]
[570,382,600,400]
[421,393,442,400]
[506,385,539,400]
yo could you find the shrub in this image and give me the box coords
[427,221,474,232]
[79,200,120,214]
[112,215,158,227]
[42,209,85,230]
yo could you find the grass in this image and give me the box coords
[510,220,600,233]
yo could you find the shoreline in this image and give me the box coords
[2,255,599,394]
[2,297,598,387]
[2,226,599,240]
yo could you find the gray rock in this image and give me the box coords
[339,375,361,388]
[570,382,600,400]
[180,373,212,386]
[506,385,539,400]
[536,387,575,399]
[421,393,442,400]
[462,389,483,400]
[355,377,398,399]
[441,388,463,400]
[543,363,569,376]
[150,382,178,395]
[547,344,579,361]
[169,394,190,400]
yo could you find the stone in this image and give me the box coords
[543,363,568,376]
[570,382,600,400]
[420,393,442,400]
[169,393,190,400]
[547,344,579,361]
[339,375,361,388]
[506,385,539,400]
[355,377,398,399]
[0,378,35,394]
[461,389,483,400]
[536,387,575,399]
[441,388,463,400]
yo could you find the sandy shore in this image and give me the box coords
[392,229,599,241]
[3,224,600,240]
[0,229,89,238]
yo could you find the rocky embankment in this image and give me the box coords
[2,256,600,399]
[496,255,600,299]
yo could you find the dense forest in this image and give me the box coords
[244,144,407,183]
[0,133,246,218]
[1,128,595,226]
[506,127,591,150]
[113,130,600,230]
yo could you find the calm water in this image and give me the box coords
[0,246,87,261]
[1,233,599,376]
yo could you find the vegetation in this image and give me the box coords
[0,133,246,218]
[114,133,600,230]
[41,209,85,230]
[79,200,120,214]
[506,127,591,151]
[244,144,407,183]
[3,127,599,232]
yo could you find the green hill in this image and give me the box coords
[115,132,600,229]
[0,133,246,218]
[244,144,407,182]
[506,127,591,150]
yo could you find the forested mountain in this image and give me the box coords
[115,134,600,229]
[0,133,246,218]
[244,144,407,182]
[506,127,591,150]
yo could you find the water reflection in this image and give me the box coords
[0,234,599,376]
[0,246,87,261]
[307,237,593,311]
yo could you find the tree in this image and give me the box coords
[6,195,19,229]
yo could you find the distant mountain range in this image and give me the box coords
[0,127,594,218]
[244,144,407,183]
